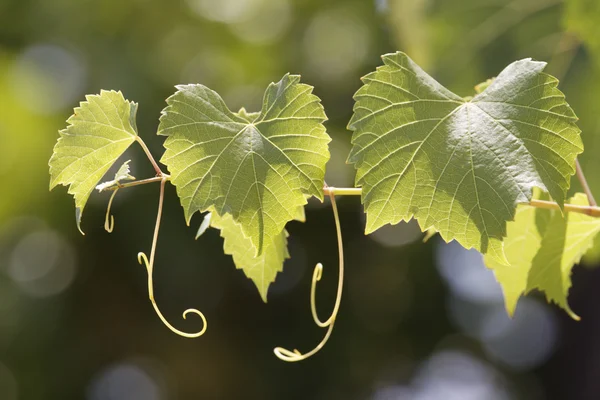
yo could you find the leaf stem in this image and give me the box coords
[575,159,597,207]
[137,177,207,338]
[136,136,165,177]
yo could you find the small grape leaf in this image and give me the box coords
[96,160,135,192]
[195,211,212,240]
[347,52,582,263]
[158,74,330,255]
[49,90,139,233]
[485,193,600,319]
[208,210,290,302]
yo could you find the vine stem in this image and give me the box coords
[323,187,362,196]
[107,181,600,218]
[104,176,165,191]
[530,199,600,217]
[136,136,164,177]
[576,160,597,207]
[137,177,207,338]
[325,186,600,217]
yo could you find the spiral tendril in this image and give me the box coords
[137,252,207,338]
[104,189,119,233]
[138,178,207,338]
[273,189,344,362]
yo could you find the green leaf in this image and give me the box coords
[348,52,582,263]
[485,193,600,319]
[582,234,600,265]
[209,211,289,302]
[293,203,306,223]
[96,160,136,192]
[195,211,212,240]
[49,90,139,233]
[158,74,330,255]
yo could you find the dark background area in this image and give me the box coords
[1,0,600,398]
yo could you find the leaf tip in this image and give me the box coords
[259,290,268,303]
[504,299,518,318]
[422,228,437,243]
[75,207,85,236]
[564,303,580,321]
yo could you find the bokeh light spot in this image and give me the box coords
[87,361,164,400]
[9,44,86,115]
[8,229,77,298]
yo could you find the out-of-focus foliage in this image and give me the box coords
[564,0,600,65]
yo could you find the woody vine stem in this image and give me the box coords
[106,135,599,362]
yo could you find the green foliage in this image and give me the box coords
[564,0,600,64]
[158,74,330,255]
[486,193,600,319]
[48,90,139,233]
[48,50,597,332]
[347,52,582,264]
[206,210,290,302]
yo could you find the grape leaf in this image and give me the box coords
[347,52,582,263]
[485,193,600,319]
[49,90,139,233]
[206,210,289,302]
[583,234,600,265]
[484,190,550,316]
[158,74,330,255]
[96,160,135,192]
[195,211,212,240]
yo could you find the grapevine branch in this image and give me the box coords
[106,137,598,346]
[108,177,600,218]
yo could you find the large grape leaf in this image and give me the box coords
[347,52,582,263]
[49,90,139,233]
[205,210,289,302]
[485,193,600,318]
[158,74,330,255]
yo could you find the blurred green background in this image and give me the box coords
[2,0,600,398]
